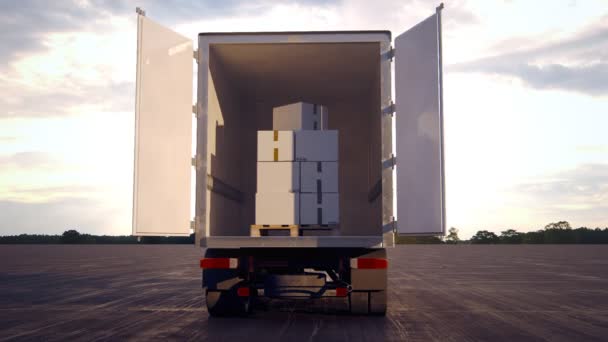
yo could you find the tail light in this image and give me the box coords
[350,258,388,269]
[237,287,250,297]
[200,258,238,269]
[335,287,349,297]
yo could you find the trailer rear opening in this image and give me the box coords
[132,4,445,316]
[200,41,383,239]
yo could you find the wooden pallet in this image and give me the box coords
[251,224,298,237]
[251,224,338,237]
[300,224,337,229]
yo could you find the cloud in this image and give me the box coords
[514,164,608,225]
[0,1,127,62]
[1,184,100,203]
[0,151,57,169]
[576,145,608,153]
[0,2,135,119]
[137,0,339,25]
[0,81,133,119]
[366,0,478,33]
[7,185,98,197]
[454,62,608,96]
[441,0,478,28]
[0,0,341,120]
[0,0,339,63]
[448,14,608,96]
[0,197,121,235]
[518,164,608,201]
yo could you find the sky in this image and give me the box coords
[0,0,606,239]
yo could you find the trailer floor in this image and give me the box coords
[1,245,607,341]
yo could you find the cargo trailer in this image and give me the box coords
[132,4,446,316]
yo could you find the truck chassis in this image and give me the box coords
[202,247,387,316]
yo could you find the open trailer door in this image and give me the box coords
[132,9,194,236]
[394,5,445,235]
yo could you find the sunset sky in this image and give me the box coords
[0,0,606,239]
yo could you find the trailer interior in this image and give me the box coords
[202,41,386,239]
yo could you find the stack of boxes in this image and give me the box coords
[255,102,339,229]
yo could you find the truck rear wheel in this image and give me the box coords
[349,248,388,315]
[349,290,386,316]
[369,290,387,315]
[349,291,369,315]
[206,289,251,317]
[349,290,387,315]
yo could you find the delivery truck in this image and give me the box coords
[132,4,446,316]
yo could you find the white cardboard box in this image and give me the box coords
[257,131,294,161]
[273,102,328,131]
[300,193,339,225]
[295,130,338,162]
[255,193,299,225]
[257,162,300,193]
[300,161,338,193]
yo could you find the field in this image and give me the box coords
[1,245,607,341]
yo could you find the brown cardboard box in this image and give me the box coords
[295,130,338,161]
[257,131,294,161]
[300,161,338,193]
[255,193,300,225]
[300,193,339,225]
[257,162,300,193]
[273,102,328,130]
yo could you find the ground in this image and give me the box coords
[0,245,607,341]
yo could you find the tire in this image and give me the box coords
[206,289,251,317]
[349,290,387,316]
[369,290,387,316]
[349,291,369,315]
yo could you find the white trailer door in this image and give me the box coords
[133,13,193,236]
[394,6,445,235]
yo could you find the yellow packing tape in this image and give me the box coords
[273,130,279,161]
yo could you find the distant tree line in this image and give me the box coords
[469,221,608,244]
[396,221,608,244]
[0,230,195,244]
[3,222,608,244]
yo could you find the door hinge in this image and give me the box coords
[382,154,397,170]
[382,216,397,234]
[190,220,196,230]
[192,103,198,118]
[382,101,395,116]
[193,49,199,63]
[383,47,395,61]
[191,155,204,169]
[195,214,205,237]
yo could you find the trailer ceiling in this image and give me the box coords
[209,43,379,101]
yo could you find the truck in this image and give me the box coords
[132,4,446,316]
